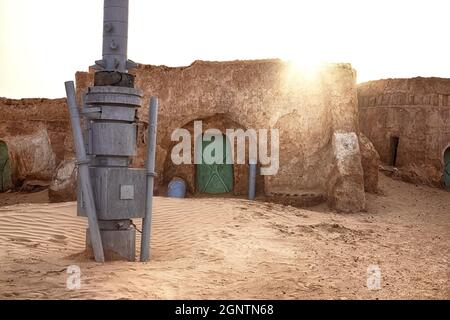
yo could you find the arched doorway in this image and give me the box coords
[444,147,450,187]
[162,114,265,196]
[196,133,233,194]
[0,141,13,192]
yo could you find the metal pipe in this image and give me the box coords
[140,97,158,262]
[65,81,105,263]
[248,160,257,200]
[102,0,129,72]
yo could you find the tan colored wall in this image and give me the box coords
[77,59,365,211]
[0,98,72,162]
[0,98,73,184]
[0,60,365,211]
[358,77,450,187]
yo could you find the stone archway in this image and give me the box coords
[161,113,265,197]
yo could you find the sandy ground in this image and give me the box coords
[0,174,448,300]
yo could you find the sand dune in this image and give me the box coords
[0,175,449,299]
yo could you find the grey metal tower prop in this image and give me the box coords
[64,0,158,262]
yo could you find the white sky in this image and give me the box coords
[1,0,449,98]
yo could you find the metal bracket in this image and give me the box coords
[75,159,91,166]
[81,107,102,119]
[92,59,106,71]
[126,59,138,71]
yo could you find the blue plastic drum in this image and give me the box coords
[167,177,187,198]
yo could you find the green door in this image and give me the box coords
[196,135,233,194]
[0,141,12,192]
[444,148,450,187]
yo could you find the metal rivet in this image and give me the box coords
[110,40,118,50]
[104,23,113,32]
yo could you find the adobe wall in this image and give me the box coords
[0,60,367,212]
[0,98,73,161]
[0,98,73,184]
[358,77,450,187]
[77,59,365,211]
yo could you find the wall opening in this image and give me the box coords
[162,114,265,197]
[0,140,13,192]
[390,136,400,167]
[444,147,450,187]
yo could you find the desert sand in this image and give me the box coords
[0,174,449,299]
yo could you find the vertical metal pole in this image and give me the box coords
[140,97,158,262]
[248,160,257,200]
[102,0,129,72]
[65,81,105,263]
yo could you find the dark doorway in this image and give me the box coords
[390,136,400,167]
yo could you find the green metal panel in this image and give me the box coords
[444,148,450,187]
[0,141,12,192]
[196,135,233,194]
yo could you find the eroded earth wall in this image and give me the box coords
[0,98,72,185]
[77,59,365,211]
[358,77,450,187]
[0,60,367,212]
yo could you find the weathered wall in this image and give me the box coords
[1,128,56,183]
[359,133,380,193]
[358,77,450,187]
[0,98,72,185]
[76,59,365,211]
[0,98,73,162]
[0,60,367,212]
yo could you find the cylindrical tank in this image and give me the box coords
[167,177,187,198]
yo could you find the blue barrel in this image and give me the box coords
[167,177,186,198]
